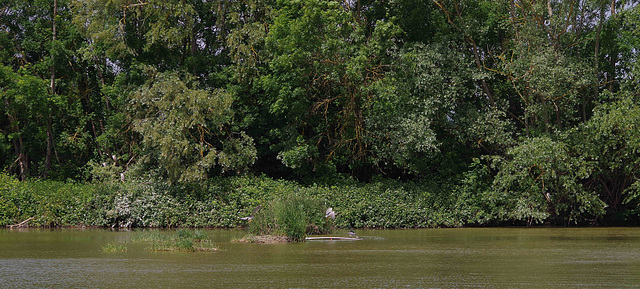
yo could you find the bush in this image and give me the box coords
[0,173,28,226]
[0,173,467,229]
[488,137,606,225]
[0,173,111,227]
[309,179,461,228]
[570,95,640,222]
[8,172,592,229]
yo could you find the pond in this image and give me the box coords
[1,227,639,288]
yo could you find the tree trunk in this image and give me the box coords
[44,0,57,178]
[594,3,604,98]
[610,0,615,15]
[92,53,109,111]
[50,0,56,93]
[469,39,496,107]
[44,115,53,178]
[4,98,28,180]
[587,3,605,121]
[608,0,617,92]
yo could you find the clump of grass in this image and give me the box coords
[130,231,167,243]
[175,229,209,242]
[249,193,332,242]
[102,242,127,252]
[136,229,218,252]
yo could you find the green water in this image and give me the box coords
[1,227,639,288]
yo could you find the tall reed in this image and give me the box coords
[249,193,332,242]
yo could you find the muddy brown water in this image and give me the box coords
[1,227,639,288]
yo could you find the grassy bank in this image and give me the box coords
[0,173,468,229]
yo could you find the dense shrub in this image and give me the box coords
[488,137,606,225]
[1,173,463,228]
[0,174,107,227]
[0,173,28,226]
[309,180,460,228]
[0,171,626,228]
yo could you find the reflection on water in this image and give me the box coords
[1,228,640,288]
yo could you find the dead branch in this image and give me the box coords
[7,217,34,229]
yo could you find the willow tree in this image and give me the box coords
[70,0,254,181]
[130,68,256,182]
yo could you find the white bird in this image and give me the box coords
[240,205,261,222]
[325,207,336,220]
[348,230,357,238]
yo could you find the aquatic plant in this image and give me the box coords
[175,229,209,242]
[102,242,127,252]
[134,229,218,252]
[249,193,332,242]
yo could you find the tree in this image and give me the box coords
[256,0,399,179]
[130,68,256,182]
[71,0,246,181]
[618,3,640,94]
[0,0,84,180]
[490,136,605,225]
[365,42,474,175]
[571,93,640,218]
[0,65,49,180]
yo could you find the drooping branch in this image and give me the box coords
[121,2,149,9]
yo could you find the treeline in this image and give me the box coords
[1,0,639,226]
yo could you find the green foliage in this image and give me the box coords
[271,196,309,242]
[0,173,28,225]
[315,180,462,228]
[1,170,630,228]
[71,0,199,64]
[452,158,497,225]
[255,0,402,178]
[146,229,218,252]
[499,41,591,133]
[366,42,476,173]
[104,181,183,228]
[0,172,106,226]
[489,137,606,225]
[619,5,640,93]
[0,65,51,179]
[130,68,256,182]
[570,93,640,219]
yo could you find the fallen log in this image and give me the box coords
[7,217,34,229]
[305,236,360,241]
